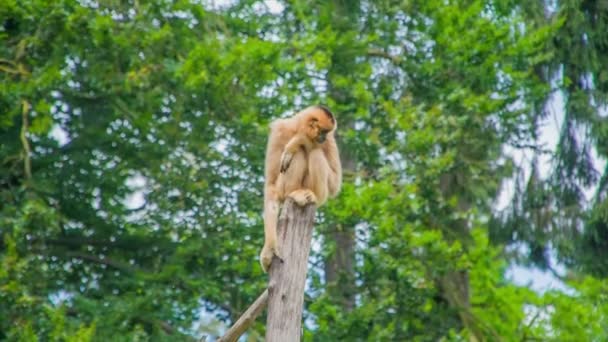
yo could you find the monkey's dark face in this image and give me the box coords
[307,114,335,144]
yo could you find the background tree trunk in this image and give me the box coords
[323,142,356,311]
[266,199,316,342]
[438,171,480,341]
[323,221,356,312]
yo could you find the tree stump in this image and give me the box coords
[266,199,316,342]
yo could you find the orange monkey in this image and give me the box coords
[259,105,342,272]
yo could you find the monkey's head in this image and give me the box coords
[303,105,336,144]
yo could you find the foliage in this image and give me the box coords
[495,0,608,275]
[1,0,608,341]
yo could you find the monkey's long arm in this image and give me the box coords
[323,135,342,197]
[260,121,289,272]
[280,134,312,173]
[286,133,316,152]
[261,183,281,272]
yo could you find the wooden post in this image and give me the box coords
[266,199,316,342]
[215,199,316,342]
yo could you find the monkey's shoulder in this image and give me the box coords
[268,118,297,140]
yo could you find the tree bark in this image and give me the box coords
[324,227,355,311]
[266,199,316,342]
[438,171,481,341]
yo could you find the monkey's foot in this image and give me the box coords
[259,244,283,273]
[288,189,317,206]
[279,151,293,173]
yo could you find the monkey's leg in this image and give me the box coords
[260,186,282,273]
[282,150,317,206]
[288,189,317,206]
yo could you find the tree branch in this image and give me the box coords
[215,289,269,342]
[20,100,32,180]
[367,48,402,64]
[65,251,135,273]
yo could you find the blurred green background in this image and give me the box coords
[2,0,608,340]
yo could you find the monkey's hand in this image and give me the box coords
[279,151,294,173]
[259,243,283,273]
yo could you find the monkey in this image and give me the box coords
[259,105,342,272]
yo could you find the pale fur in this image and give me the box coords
[259,106,342,272]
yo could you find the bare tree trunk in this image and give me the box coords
[266,199,316,342]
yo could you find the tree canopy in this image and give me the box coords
[2,0,608,340]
